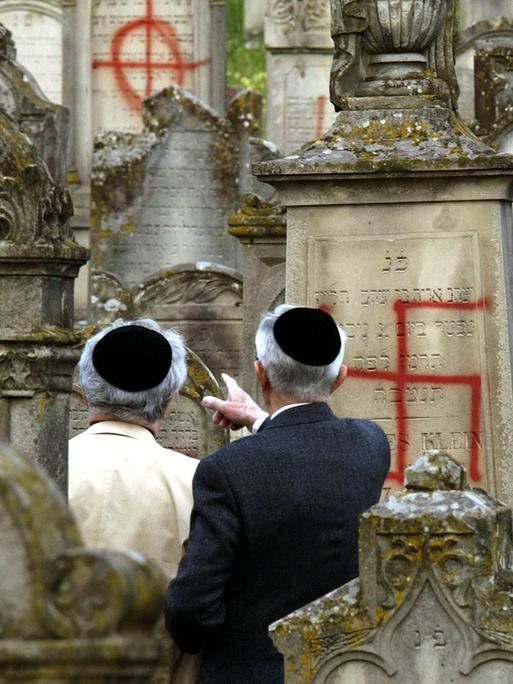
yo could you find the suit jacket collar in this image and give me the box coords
[259,402,337,431]
[85,420,157,443]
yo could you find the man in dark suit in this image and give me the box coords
[165,305,390,683]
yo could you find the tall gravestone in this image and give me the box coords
[0,0,63,105]
[245,0,267,37]
[255,0,513,503]
[272,451,513,683]
[265,0,337,154]
[91,0,226,136]
[0,108,87,491]
[456,1,513,150]
[91,85,243,286]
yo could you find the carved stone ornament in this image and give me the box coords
[269,0,331,34]
[271,451,513,683]
[330,0,460,110]
[0,441,164,679]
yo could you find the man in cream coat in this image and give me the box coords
[68,318,198,682]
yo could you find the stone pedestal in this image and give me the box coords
[271,452,513,683]
[255,0,513,503]
[0,111,87,491]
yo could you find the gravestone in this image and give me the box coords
[0,440,164,680]
[70,342,229,459]
[91,85,243,285]
[0,24,69,183]
[265,0,337,154]
[0,0,63,105]
[255,0,513,502]
[272,452,513,684]
[92,0,226,136]
[0,105,87,492]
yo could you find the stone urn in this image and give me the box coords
[357,0,447,96]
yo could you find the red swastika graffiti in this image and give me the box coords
[347,298,489,484]
[92,0,209,112]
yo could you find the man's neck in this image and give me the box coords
[266,394,327,416]
[88,411,161,436]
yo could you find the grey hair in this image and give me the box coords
[79,318,187,424]
[255,304,347,401]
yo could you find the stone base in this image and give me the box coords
[0,637,159,682]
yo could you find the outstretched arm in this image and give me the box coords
[202,373,267,431]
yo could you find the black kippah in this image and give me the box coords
[92,325,172,392]
[273,307,341,366]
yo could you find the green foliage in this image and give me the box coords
[226,0,267,97]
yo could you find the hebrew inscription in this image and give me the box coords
[311,234,490,486]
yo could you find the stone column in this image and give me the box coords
[255,0,513,503]
[0,112,88,491]
[228,195,286,398]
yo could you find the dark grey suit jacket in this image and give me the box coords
[165,403,390,683]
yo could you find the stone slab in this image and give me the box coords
[91,87,243,285]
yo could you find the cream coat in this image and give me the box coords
[68,420,200,682]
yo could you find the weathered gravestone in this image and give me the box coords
[70,339,229,459]
[455,2,513,150]
[0,0,63,105]
[272,451,513,684]
[265,0,337,154]
[0,440,164,680]
[0,105,87,492]
[91,85,243,285]
[0,24,69,183]
[91,0,226,136]
[255,0,513,502]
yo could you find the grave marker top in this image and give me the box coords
[272,451,513,683]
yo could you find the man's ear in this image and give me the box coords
[160,398,171,419]
[254,360,270,394]
[330,364,348,394]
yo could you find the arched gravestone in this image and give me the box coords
[70,345,228,459]
[272,452,513,683]
[89,264,244,382]
[0,441,163,679]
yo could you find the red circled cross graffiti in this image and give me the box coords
[92,0,210,112]
[343,298,489,484]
